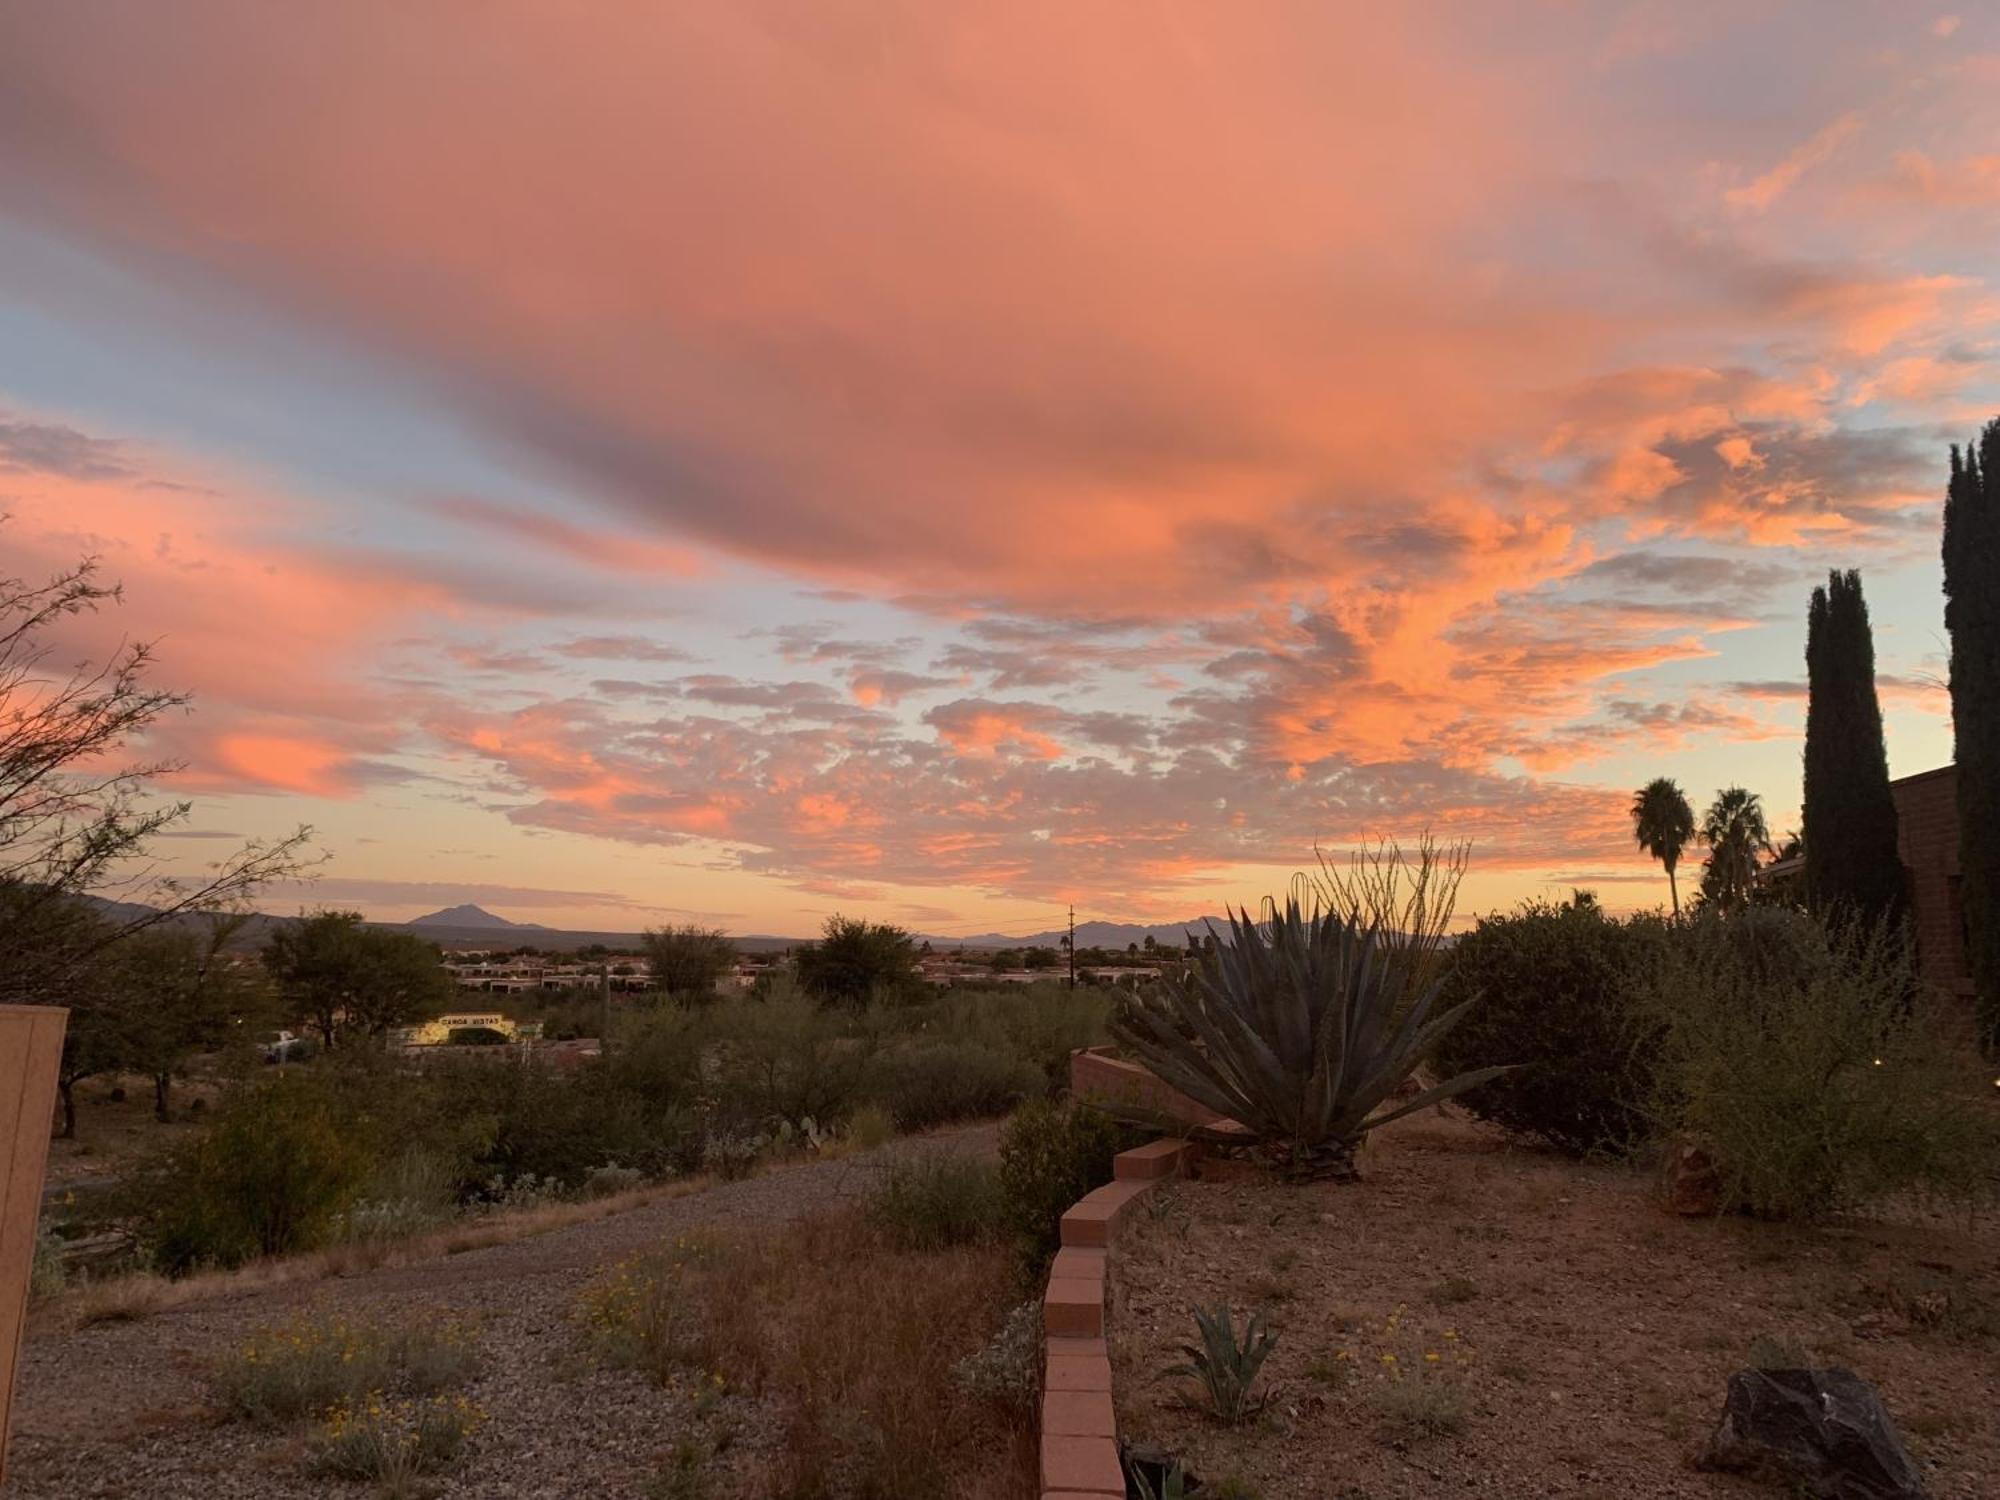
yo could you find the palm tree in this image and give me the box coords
[1631,777,1696,916]
[1698,787,1772,912]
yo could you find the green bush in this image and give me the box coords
[870,1152,1006,1251]
[906,983,1112,1090]
[146,1072,374,1272]
[1640,913,2000,1219]
[997,1097,1138,1266]
[708,998,876,1131]
[426,1054,685,1192]
[445,1025,511,1046]
[869,1042,1043,1132]
[1435,901,1672,1156]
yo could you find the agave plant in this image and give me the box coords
[1169,1303,1278,1423]
[1110,896,1509,1180]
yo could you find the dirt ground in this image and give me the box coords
[1112,1110,2000,1500]
[43,1073,225,1196]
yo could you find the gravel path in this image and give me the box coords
[4,1124,997,1499]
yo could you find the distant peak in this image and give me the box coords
[408,903,542,930]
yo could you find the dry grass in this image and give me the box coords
[70,1272,175,1328]
[580,1207,1037,1499]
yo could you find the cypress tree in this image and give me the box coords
[1947,427,2000,1045]
[1802,569,1904,923]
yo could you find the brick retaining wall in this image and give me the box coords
[1038,1133,1194,1498]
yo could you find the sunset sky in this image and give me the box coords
[0,3,1987,935]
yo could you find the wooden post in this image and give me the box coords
[0,1005,66,1484]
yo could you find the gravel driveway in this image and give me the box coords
[4,1124,997,1499]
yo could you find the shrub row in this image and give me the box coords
[1438,902,2000,1219]
[134,984,1107,1273]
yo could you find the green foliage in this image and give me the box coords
[1639,912,2000,1219]
[1169,1304,1277,1423]
[310,1395,484,1484]
[845,1102,894,1151]
[124,986,1102,1274]
[868,1042,1043,1132]
[997,1096,1132,1265]
[1631,777,1696,915]
[1697,788,1772,913]
[950,1299,1041,1416]
[30,1221,66,1300]
[579,1237,719,1383]
[1435,900,1672,1156]
[1111,897,1508,1179]
[211,1311,479,1427]
[100,915,273,1120]
[1946,427,2000,1047]
[709,997,875,1131]
[794,914,920,1006]
[640,923,737,1006]
[262,910,454,1046]
[870,1152,1006,1251]
[1804,569,1905,925]
[425,1052,682,1192]
[904,981,1111,1090]
[146,1070,375,1271]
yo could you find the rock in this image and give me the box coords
[1661,1139,1723,1216]
[1698,1367,1928,1500]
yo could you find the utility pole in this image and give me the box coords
[1068,904,1076,991]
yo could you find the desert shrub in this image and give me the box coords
[213,1312,480,1427]
[904,982,1112,1090]
[446,1025,510,1046]
[845,1102,895,1151]
[1434,900,1673,1156]
[427,1054,682,1192]
[1372,1374,1469,1439]
[145,1072,375,1272]
[951,1299,1041,1416]
[311,1393,484,1482]
[868,1042,1043,1132]
[701,1130,765,1181]
[871,1152,1006,1250]
[580,1237,720,1383]
[584,1162,646,1198]
[997,1097,1136,1266]
[30,1222,66,1300]
[1640,913,2000,1219]
[708,998,876,1132]
[341,1148,459,1243]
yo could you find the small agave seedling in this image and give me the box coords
[1127,1459,1196,1500]
[1111,897,1511,1180]
[1169,1303,1278,1424]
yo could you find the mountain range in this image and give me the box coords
[87,898,1222,953]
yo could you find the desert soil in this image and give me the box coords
[5,1124,995,1500]
[1112,1111,2000,1500]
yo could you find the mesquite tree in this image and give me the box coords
[2,538,311,1134]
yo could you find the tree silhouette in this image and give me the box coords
[1631,777,1695,915]
[1803,569,1904,924]
[1947,426,2000,1045]
[1698,787,1772,912]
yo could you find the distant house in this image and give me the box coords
[396,1012,545,1047]
[1893,765,1974,1002]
